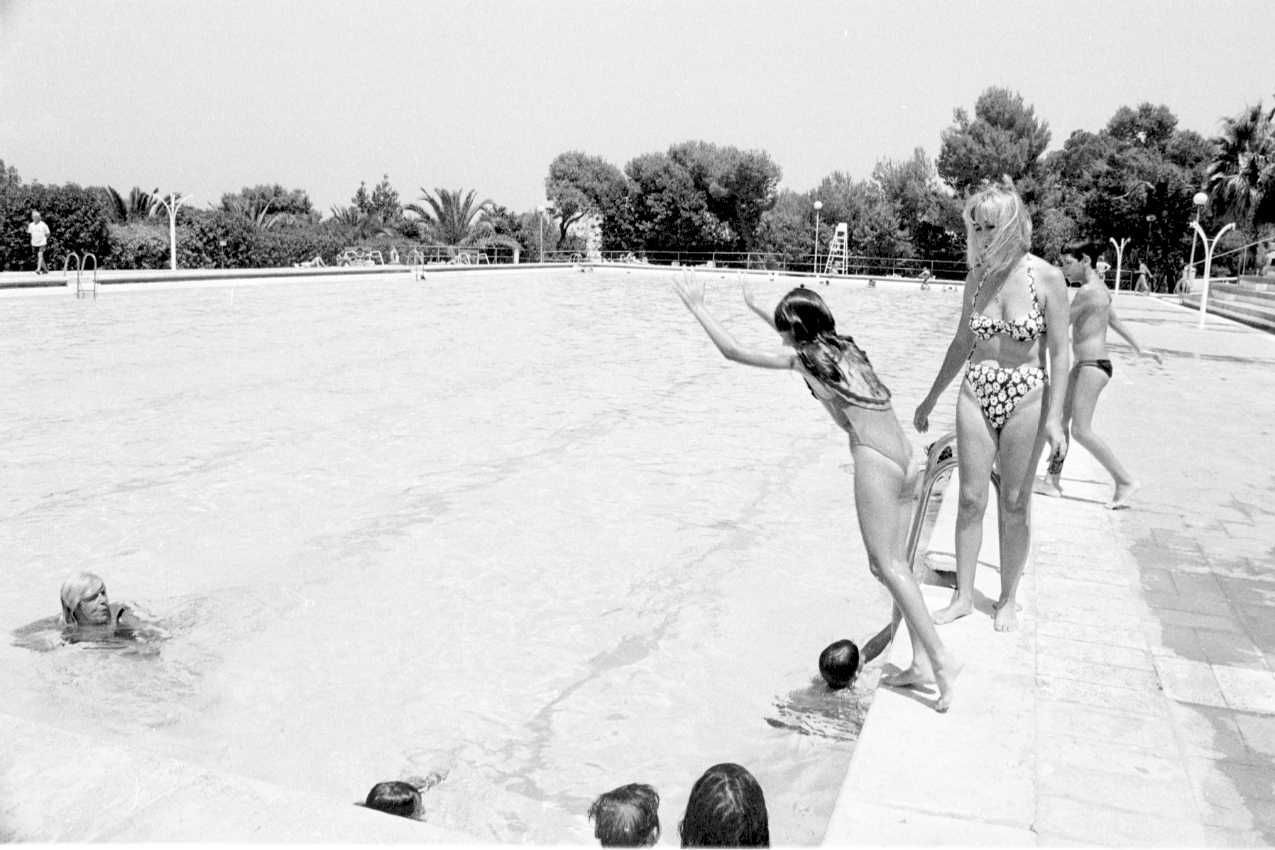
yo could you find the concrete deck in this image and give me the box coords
[826,294,1275,845]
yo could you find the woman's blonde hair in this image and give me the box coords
[60,571,104,625]
[964,178,1031,285]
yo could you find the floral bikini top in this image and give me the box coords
[968,262,1045,343]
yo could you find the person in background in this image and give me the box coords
[1036,240,1161,508]
[679,763,769,847]
[60,572,142,637]
[27,211,50,274]
[588,783,660,847]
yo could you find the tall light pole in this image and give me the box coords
[1109,237,1130,294]
[1192,220,1237,328]
[1187,191,1208,279]
[536,206,545,263]
[812,200,823,274]
[155,192,190,271]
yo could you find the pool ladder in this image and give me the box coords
[904,431,1001,574]
[63,252,99,299]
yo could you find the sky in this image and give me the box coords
[1,0,1272,216]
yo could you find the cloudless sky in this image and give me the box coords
[1,0,1272,215]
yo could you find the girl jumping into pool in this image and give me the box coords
[674,271,959,712]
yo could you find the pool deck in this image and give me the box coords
[825,294,1275,845]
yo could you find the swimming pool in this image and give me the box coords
[0,268,962,842]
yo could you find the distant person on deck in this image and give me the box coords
[1035,240,1161,509]
[27,211,50,274]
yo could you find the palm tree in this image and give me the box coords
[1207,101,1275,228]
[105,186,160,223]
[327,204,398,241]
[405,188,494,245]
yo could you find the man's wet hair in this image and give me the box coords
[588,783,660,846]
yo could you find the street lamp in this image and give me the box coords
[1109,237,1130,294]
[812,200,823,275]
[536,206,545,263]
[1191,219,1237,328]
[155,192,191,271]
[1187,191,1208,279]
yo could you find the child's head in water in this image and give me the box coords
[588,783,660,846]
[819,639,861,690]
[679,763,769,847]
[364,781,422,819]
[60,572,111,627]
[772,287,837,346]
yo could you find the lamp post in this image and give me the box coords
[155,192,190,271]
[536,206,545,263]
[1192,220,1237,328]
[1109,237,1129,294]
[1188,191,1208,278]
[812,200,823,275]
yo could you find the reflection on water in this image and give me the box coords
[0,272,963,843]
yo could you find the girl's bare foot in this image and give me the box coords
[1109,481,1140,510]
[992,599,1019,632]
[933,654,962,713]
[881,662,935,689]
[931,596,973,625]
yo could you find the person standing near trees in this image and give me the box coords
[1134,261,1152,294]
[27,211,50,274]
[1035,240,1161,508]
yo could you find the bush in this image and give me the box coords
[106,223,170,269]
[0,182,111,271]
[251,228,347,266]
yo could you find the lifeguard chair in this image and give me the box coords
[824,223,849,276]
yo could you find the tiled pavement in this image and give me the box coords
[826,294,1275,846]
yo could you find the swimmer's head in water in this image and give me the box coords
[588,783,660,847]
[60,572,110,627]
[364,780,422,819]
[818,639,860,690]
[773,287,836,345]
[964,178,1031,282]
[679,762,770,848]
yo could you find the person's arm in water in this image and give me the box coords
[913,267,979,432]
[674,272,794,370]
[740,277,778,331]
[1108,307,1162,364]
[1038,263,1071,463]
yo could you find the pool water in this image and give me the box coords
[0,269,962,843]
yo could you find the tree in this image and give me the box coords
[99,186,160,223]
[1207,100,1275,229]
[219,184,315,229]
[872,148,964,262]
[351,175,403,225]
[545,152,627,243]
[406,188,494,245]
[938,87,1051,194]
[0,158,21,190]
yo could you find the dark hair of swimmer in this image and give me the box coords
[588,783,661,847]
[679,763,769,847]
[364,781,421,819]
[818,639,861,690]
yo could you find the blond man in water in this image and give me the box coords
[1036,240,1161,508]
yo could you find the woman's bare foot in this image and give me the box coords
[881,661,935,689]
[1109,481,1141,510]
[933,654,962,713]
[1033,476,1062,497]
[931,596,973,625]
[992,599,1019,632]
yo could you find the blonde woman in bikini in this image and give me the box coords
[914,181,1070,632]
[1035,240,1161,508]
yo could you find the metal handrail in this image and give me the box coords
[79,252,98,300]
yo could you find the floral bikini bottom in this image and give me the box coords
[964,362,1046,431]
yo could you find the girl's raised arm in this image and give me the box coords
[741,276,778,331]
[674,271,794,371]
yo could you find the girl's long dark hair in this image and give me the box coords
[772,287,890,407]
[679,763,769,847]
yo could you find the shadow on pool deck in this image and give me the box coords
[825,295,1275,846]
